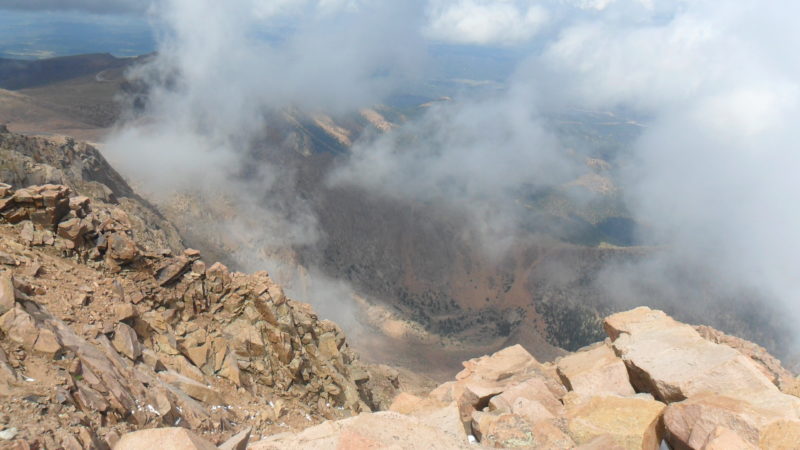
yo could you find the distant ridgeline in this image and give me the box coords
[0,53,132,90]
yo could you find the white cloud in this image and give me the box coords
[424,0,548,45]
[693,84,797,139]
[571,0,616,10]
[249,0,368,19]
[521,0,800,329]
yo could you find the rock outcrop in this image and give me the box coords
[605,307,800,449]
[0,178,382,447]
[0,130,184,255]
[238,306,798,450]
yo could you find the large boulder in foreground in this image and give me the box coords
[606,307,800,449]
[244,305,800,450]
[115,427,217,450]
[605,307,782,402]
[663,393,800,449]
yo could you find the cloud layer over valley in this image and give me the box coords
[103,0,800,359]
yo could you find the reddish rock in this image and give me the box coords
[32,327,62,357]
[471,412,531,447]
[106,231,138,263]
[11,188,35,204]
[217,348,241,386]
[56,217,85,244]
[112,323,142,360]
[156,256,191,286]
[68,195,90,215]
[204,262,231,304]
[0,251,16,266]
[113,302,138,322]
[759,419,800,449]
[575,435,627,450]
[390,392,445,414]
[528,419,576,449]
[0,305,38,350]
[184,248,201,259]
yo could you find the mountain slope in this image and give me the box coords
[0,129,424,447]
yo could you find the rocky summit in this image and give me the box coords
[1,128,799,449]
[0,130,409,449]
[246,308,800,450]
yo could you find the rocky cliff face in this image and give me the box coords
[0,129,411,448]
[0,127,184,256]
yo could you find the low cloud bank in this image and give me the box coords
[105,0,800,356]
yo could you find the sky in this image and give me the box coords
[5,0,800,351]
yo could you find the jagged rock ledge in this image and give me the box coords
[0,180,393,448]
